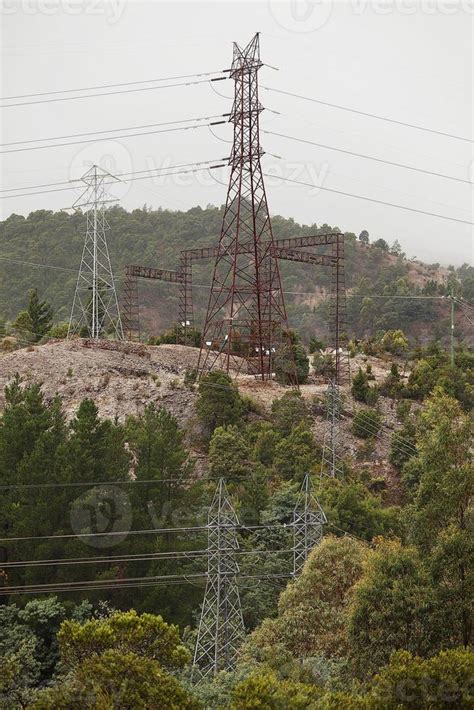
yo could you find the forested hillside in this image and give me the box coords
[1,206,472,343]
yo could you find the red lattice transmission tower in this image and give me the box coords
[197,33,294,381]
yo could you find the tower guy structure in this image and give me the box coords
[68,165,123,340]
[197,33,294,381]
[293,473,327,575]
[193,479,245,682]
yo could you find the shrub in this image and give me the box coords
[196,370,244,434]
[352,409,382,439]
[380,329,409,355]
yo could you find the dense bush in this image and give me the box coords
[352,409,382,439]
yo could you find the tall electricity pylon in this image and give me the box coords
[198,33,294,381]
[192,479,245,682]
[320,379,344,477]
[293,473,327,575]
[68,165,123,340]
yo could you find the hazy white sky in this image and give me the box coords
[1,0,473,265]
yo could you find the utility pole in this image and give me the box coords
[320,379,344,478]
[450,288,455,366]
[192,479,245,682]
[198,33,295,381]
[68,165,123,340]
[293,473,327,575]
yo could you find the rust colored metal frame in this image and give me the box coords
[197,33,293,381]
[122,231,349,384]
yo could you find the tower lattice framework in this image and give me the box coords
[198,33,293,380]
[192,479,245,682]
[320,379,344,477]
[293,473,327,575]
[68,165,123,340]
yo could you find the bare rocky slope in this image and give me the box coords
[0,338,405,499]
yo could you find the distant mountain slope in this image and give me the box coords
[1,205,471,343]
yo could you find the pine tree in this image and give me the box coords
[27,288,53,341]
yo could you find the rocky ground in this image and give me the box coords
[0,339,406,499]
[0,338,201,423]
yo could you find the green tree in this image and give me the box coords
[31,649,198,709]
[351,368,377,404]
[27,288,53,340]
[241,536,368,665]
[352,409,381,439]
[380,329,409,355]
[389,419,416,470]
[348,540,435,677]
[273,422,318,480]
[126,404,191,514]
[209,425,251,479]
[411,388,472,551]
[67,398,130,484]
[359,230,369,244]
[196,371,243,435]
[320,479,400,542]
[57,609,189,669]
[252,424,281,467]
[271,390,309,437]
[373,238,389,252]
[366,648,474,709]
[230,671,320,710]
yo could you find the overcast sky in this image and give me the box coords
[1,0,472,266]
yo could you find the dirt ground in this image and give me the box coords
[0,339,406,500]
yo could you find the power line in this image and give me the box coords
[0,256,455,301]
[261,86,474,143]
[0,158,226,194]
[2,548,293,570]
[0,121,219,154]
[0,473,256,492]
[0,573,291,597]
[0,162,227,199]
[263,130,472,186]
[264,173,473,226]
[0,77,228,108]
[0,522,289,544]
[1,114,226,148]
[0,70,228,101]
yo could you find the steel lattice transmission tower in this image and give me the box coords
[293,473,327,575]
[68,165,123,340]
[192,479,245,682]
[320,379,344,477]
[198,33,294,381]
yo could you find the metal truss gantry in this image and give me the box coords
[68,165,123,340]
[192,479,245,682]
[320,379,344,477]
[197,33,294,381]
[123,232,350,383]
[293,473,327,575]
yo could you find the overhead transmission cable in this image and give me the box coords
[0,573,291,597]
[0,76,229,108]
[0,521,292,544]
[263,173,473,226]
[0,70,230,101]
[0,160,228,199]
[0,119,227,154]
[263,130,473,185]
[261,86,474,143]
[0,114,228,148]
[0,158,227,195]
